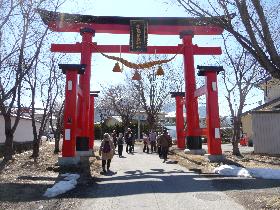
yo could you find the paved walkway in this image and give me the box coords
[78,144,245,210]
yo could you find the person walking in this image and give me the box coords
[117,133,124,158]
[142,132,150,153]
[131,136,135,153]
[125,128,134,154]
[157,130,172,163]
[112,130,118,149]
[157,133,162,158]
[99,133,115,173]
[149,130,157,153]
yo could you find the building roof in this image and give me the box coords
[241,96,280,116]
[251,109,280,114]
[257,76,280,90]
[0,113,41,122]
[110,116,122,123]
[165,111,187,118]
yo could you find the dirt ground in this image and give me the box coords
[170,148,280,171]
[0,141,101,210]
[0,142,280,210]
[169,148,280,210]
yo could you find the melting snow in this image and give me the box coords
[43,173,80,198]
[214,165,280,179]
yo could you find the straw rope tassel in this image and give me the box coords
[91,43,183,70]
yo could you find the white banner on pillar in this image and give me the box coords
[65,129,71,140]
[212,82,217,91]
[215,128,220,139]
[68,80,72,91]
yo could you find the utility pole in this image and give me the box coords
[100,113,103,139]
[137,111,141,140]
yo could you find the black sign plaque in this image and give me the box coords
[129,20,148,52]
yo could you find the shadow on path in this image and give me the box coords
[69,168,280,199]
[1,168,280,202]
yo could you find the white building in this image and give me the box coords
[241,77,280,154]
[0,115,40,143]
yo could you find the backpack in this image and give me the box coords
[102,141,111,153]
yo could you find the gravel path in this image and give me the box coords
[78,144,245,210]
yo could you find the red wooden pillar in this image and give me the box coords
[198,66,223,155]
[171,92,186,149]
[59,64,86,157]
[180,31,201,149]
[89,95,94,150]
[89,91,99,149]
[79,28,95,140]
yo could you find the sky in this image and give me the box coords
[47,0,264,116]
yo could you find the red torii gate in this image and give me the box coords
[170,65,223,156]
[38,9,227,164]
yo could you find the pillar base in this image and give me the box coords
[204,154,224,162]
[177,138,186,149]
[58,156,80,166]
[186,136,202,149]
[76,150,94,157]
[76,136,89,151]
[184,149,206,155]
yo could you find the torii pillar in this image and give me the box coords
[197,65,223,161]
[89,91,100,151]
[170,92,186,149]
[80,28,95,141]
[180,31,201,150]
[59,64,86,165]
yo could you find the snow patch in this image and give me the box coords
[43,173,80,198]
[214,164,280,179]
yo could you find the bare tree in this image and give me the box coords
[46,57,65,154]
[49,100,64,154]
[0,0,66,162]
[174,0,280,79]
[0,0,39,161]
[24,31,50,160]
[220,38,265,155]
[129,55,183,130]
[99,84,139,131]
[26,53,65,158]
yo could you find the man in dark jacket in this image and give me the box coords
[117,133,124,157]
[124,128,134,154]
[158,130,172,162]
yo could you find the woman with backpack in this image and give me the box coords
[99,133,115,173]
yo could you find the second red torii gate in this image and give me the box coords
[37,9,228,162]
[170,65,223,155]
